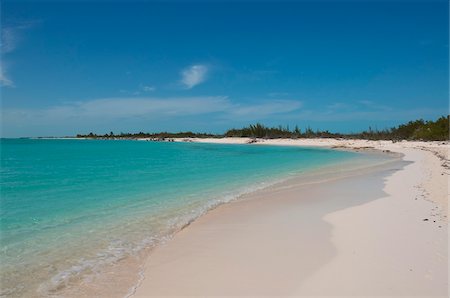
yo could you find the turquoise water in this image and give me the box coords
[1,139,361,296]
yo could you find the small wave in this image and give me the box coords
[37,177,286,297]
[37,237,160,296]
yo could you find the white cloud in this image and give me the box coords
[78,97,230,118]
[1,21,39,88]
[142,85,155,92]
[1,21,38,53]
[119,85,156,95]
[1,29,15,86]
[1,27,18,54]
[1,96,307,137]
[357,100,392,111]
[180,64,208,89]
[324,100,394,116]
[2,97,231,126]
[0,64,14,87]
[2,97,304,128]
[230,100,303,119]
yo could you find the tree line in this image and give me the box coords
[76,131,217,139]
[77,115,449,141]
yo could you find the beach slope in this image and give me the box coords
[133,139,448,297]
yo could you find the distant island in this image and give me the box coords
[76,115,449,141]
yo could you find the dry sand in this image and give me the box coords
[132,138,448,297]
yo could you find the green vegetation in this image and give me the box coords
[76,131,217,139]
[224,123,340,139]
[225,116,449,141]
[393,116,449,141]
[77,115,449,141]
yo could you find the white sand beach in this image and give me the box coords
[131,138,448,297]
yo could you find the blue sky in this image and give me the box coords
[1,0,448,137]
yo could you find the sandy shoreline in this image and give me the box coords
[129,138,448,297]
[168,137,449,211]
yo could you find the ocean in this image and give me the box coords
[0,139,381,296]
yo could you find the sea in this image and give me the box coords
[0,138,390,297]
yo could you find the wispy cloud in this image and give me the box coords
[1,96,229,136]
[119,84,156,95]
[3,95,443,137]
[229,100,302,119]
[2,96,304,132]
[77,97,229,118]
[1,20,38,53]
[0,64,14,87]
[180,64,208,89]
[1,20,39,87]
[1,27,18,54]
[142,85,155,92]
[1,28,16,87]
[325,100,394,115]
[356,100,392,111]
[1,97,228,126]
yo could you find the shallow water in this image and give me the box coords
[0,139,385,297]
